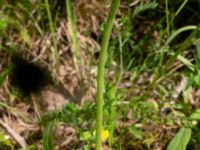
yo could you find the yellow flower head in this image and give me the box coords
[93,129,109,142]
[101,129,109,141]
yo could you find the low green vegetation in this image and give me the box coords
[0,0,200,149]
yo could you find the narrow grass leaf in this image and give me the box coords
[166,25,200,69]
[66,0,81,74]
[43,121,55,150]
[44,0,59,73]
[0,67,11,87]
[175,0,188,16]
[177,55,194,71]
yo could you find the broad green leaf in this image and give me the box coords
[190,109,200,120]
[167,127,191,150]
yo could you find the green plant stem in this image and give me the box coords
[44,0,59,73]
[96,0,120,149]
[175,0,188,16]
[164,0,188,33]
[108,35,123,146]
[66,0,81,76]
[165,0,169,35]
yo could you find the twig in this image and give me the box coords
[0,119,27,148]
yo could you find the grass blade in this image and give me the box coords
[44,0,60,73]
[42,121,55,150]
[65,0,81,75]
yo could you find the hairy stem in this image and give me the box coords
[96,0,120,149]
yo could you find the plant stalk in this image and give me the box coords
[44,0,60,73]
[66,0,81,76]
[96,0,120,149]
[165,0,169,35]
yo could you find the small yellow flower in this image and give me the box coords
[93,129,109,142]
[101,129,109,141]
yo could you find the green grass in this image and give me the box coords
[1,0,200,150]
[65,0,81,76]
[44,0,60,74]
